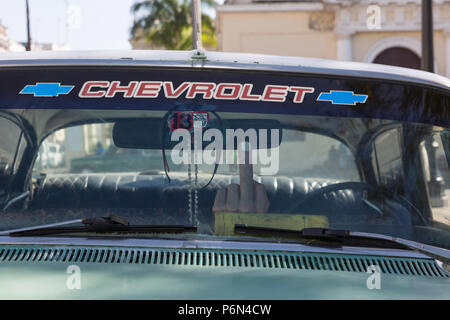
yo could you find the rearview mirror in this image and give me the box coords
[113,117,282,150]
[113,118,162,149]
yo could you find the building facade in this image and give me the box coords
[216,0,450,77]
[0,22,25,52]
[0,21,70,52]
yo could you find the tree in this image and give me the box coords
[130,0,217,50]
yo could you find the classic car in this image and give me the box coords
[0,50,448,299]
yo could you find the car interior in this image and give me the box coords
[0,108,449,248]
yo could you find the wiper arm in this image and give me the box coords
[234,224,450,264]
[0,215,197,237]
[235,224,380,245]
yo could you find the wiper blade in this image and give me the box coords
[0,215,197,237]
[234,224,450,264]
[235,224,378,245]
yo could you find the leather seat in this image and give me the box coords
[31,173,360,213]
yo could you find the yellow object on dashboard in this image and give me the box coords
[214,212,329,236]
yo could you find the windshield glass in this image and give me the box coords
[5,111,449,249]
[0,68,449,250]
[37,120,360,179]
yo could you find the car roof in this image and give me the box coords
[0,49,449,91]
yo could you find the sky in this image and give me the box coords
[0,0,144,50]
[0,0,222,51]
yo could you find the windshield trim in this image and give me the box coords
[350,231,450,264]
[0,235,435,260]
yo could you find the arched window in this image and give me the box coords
[373,47,421,70]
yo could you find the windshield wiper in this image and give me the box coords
[0,215,197,237]
[234,224,450,264]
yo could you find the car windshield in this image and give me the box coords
[0,69,449,250]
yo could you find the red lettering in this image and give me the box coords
[262,85,289,102]
[240,84,261,101]
[134,81,163,98]
[289,86,315,103]
[79,81,110,98]
[186,82,216,99]
[106,81,138,98]
[214,83,242,100]
[163,82,191,98]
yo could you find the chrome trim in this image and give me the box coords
[350,231,450,264]
[0,235,432,259]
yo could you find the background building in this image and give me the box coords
[0,21,25,51]
[216,0,450,77]
[0,20,70,52]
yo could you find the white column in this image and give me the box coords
[445,29,450,78]
[336,32,353,61]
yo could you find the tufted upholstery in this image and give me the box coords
[31,173,360,213]
[0,173,369,230]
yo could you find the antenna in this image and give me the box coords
[25,0,32,51]
[192,0,202,50]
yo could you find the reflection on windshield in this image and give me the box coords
[3,111,450,250]
[36,123,360,181]
[425,133,450,227]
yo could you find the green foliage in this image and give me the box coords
[131,0,217,50]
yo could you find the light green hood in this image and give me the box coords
[1,262,449,299]
[0,245,448,299]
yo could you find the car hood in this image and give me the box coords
[1,261,449,299]
[0,244,448,299]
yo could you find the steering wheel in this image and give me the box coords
[288,182,375,210]
[287,181,428,225]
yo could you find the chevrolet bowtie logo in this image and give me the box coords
[20,83,74,97]
[317,90,368,106]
